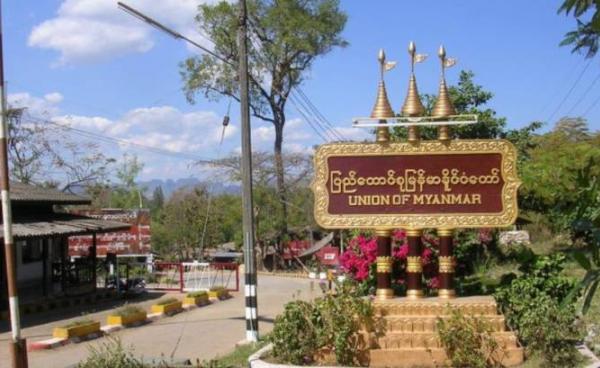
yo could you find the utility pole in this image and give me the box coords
[0,1,28,367]
[117,0,259,342]
[238,0,258,342]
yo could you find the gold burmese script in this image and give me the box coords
[329,168,500,207]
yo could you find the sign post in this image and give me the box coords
[312,43,520,300]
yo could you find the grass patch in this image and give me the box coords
[112,305,145,318]
[186,291,208,298]
[155,297,179,306]
[208,339,269,368]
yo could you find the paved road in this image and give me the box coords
[0,275,319,368]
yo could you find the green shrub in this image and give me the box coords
[209,286,226,292]
[270,280,383,366]
[112,305,145,318]
[437,309,502,368]
[270,300,318,365]
[155,297,179,306]
[514,295,583,367]
[186,290,208,298]
[495,254,583,367]
[77,337,144,368]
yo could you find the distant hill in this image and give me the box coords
[138,178,241,198]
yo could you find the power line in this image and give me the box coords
[288,94,329,142]
[564,71,600,116]
[121,1,341,144]
[245,20,346,141]
[546,58,593,124]
[582,93,600,117]
[537,58,584,117]
[25,113,214,162]
[244,33,333,141]
[245,35,338,142]
[294,87,346,140]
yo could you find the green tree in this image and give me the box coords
[519,119,600,227]
[559,0,600,58]
[110,155,146,209]
[152,185,228,260]
[181,0,347,235]
[150,186,165,211]
[203,151,314,242]
[6,106,114,192]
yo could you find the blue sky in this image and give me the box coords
[3,0,598,180]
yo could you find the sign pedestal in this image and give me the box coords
[369,296,524,367]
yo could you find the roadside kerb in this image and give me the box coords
[26,293,230,352]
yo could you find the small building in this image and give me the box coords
[0,182,129,311]
[69,208,152,264]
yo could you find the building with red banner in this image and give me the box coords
[69,209,152,262]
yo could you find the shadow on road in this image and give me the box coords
[0,291,166,332]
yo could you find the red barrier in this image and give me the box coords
[148,262,239,292]
[209,262,240,292]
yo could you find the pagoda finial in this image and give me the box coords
[432,45,458,141]
[401,41,427,117]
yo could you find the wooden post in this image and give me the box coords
[406,229,424,299]
[375,229,393,300]
[437,228,456,299]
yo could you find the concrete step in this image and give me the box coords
[383,314,507,332]
[374,296,498,317]
[369,346,524,368]
[377,331,519,349]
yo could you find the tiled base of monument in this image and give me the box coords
[369,295,524,367]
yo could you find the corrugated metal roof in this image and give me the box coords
[10,181,91,204]
[3,214,130,239]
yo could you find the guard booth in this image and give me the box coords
[0,182,129,314]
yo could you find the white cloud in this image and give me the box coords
[8,91,63,117]
[28,0,219,65]
[53,114,112,131]
[44,92,64,104]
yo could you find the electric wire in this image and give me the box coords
[25,113,214,162]
[582,93,600,117]
[564,71,600,116]
[537,58,584,117]
[119,2,341,144]
[245,34,334,142]
[294,87,346,140]
[245,22,345,141]
[546,58,593,124]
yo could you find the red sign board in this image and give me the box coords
[69,209,151,257]
[317,246,339,266]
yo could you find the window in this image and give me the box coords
[22,239,43,263]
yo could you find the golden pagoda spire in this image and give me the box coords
[371,49,396,142]
[432,45,457,141]
[401,42,427,142]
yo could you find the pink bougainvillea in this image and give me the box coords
[339,235,377,281]
[340,230,441,294]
